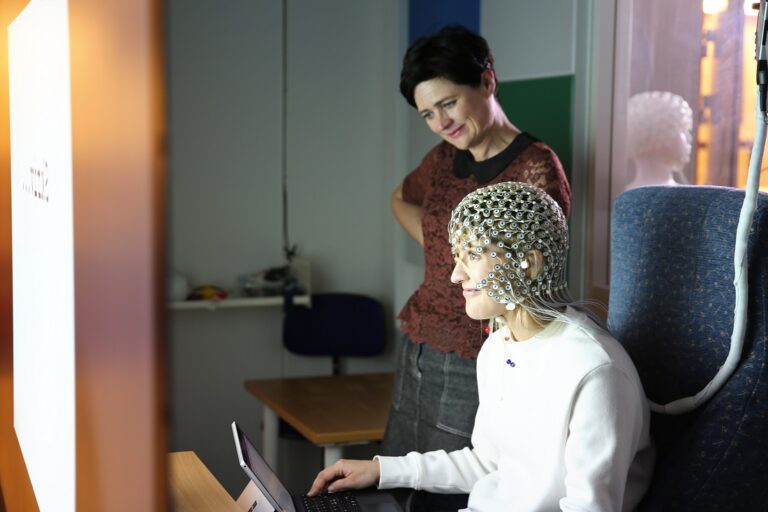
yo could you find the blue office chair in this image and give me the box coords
[283,292,386,374]
[608,186,768,510]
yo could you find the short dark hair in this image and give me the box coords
[399,25,495,108]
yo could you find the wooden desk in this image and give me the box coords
[245,372,393,467]
[168,451,240,512]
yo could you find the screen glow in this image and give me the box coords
[9,0,75,510]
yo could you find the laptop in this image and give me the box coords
[232,421,404,512]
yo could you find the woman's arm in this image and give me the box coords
[391,183,424,247]
[307,448,494,496]
[377,447,496,494]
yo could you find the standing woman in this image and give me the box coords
[385,24,572,457]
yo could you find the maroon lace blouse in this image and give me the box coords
[397,134,572,358]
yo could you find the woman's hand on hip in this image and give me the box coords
[391,184,424,246]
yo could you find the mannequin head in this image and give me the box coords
[626,91,693,186]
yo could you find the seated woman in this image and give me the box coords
[308,182,654,511]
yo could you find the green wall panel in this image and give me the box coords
[497,75,574,177]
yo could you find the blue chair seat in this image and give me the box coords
[608,186,768,510]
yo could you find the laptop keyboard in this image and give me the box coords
[301,492,361,512]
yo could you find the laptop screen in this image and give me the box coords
[233,422,295,512]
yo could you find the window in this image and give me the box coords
[626,0,768,191]
[585,0,768,302]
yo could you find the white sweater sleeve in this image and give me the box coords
[376,447,497,494]
[560,364,645,512]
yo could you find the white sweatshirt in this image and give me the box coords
[377,307,654,511]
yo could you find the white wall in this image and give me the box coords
[168,0,284,282]
[285,0,398,301]
[482,0,576,81]
[167,0,402,496]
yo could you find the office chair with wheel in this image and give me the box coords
[283,292,387,375]
[608,185,768,511]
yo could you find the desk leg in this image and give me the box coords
[323,446,343,468]
[262,406,279,470]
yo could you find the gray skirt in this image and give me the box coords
[381,334,479,456]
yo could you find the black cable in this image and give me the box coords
[758,63,767,114]
[756,2,768,114]
[282,0,297,261]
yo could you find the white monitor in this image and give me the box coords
[8,0,75,510]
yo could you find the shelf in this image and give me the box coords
[169,257,312,312]
[168,294,310,311]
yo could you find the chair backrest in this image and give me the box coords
[607,186,768,511]
[283,293,386,358]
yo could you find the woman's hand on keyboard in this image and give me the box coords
[308,459,380,496]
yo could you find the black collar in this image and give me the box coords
[452,132,536,184]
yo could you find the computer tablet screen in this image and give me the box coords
[232,421,295,512]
